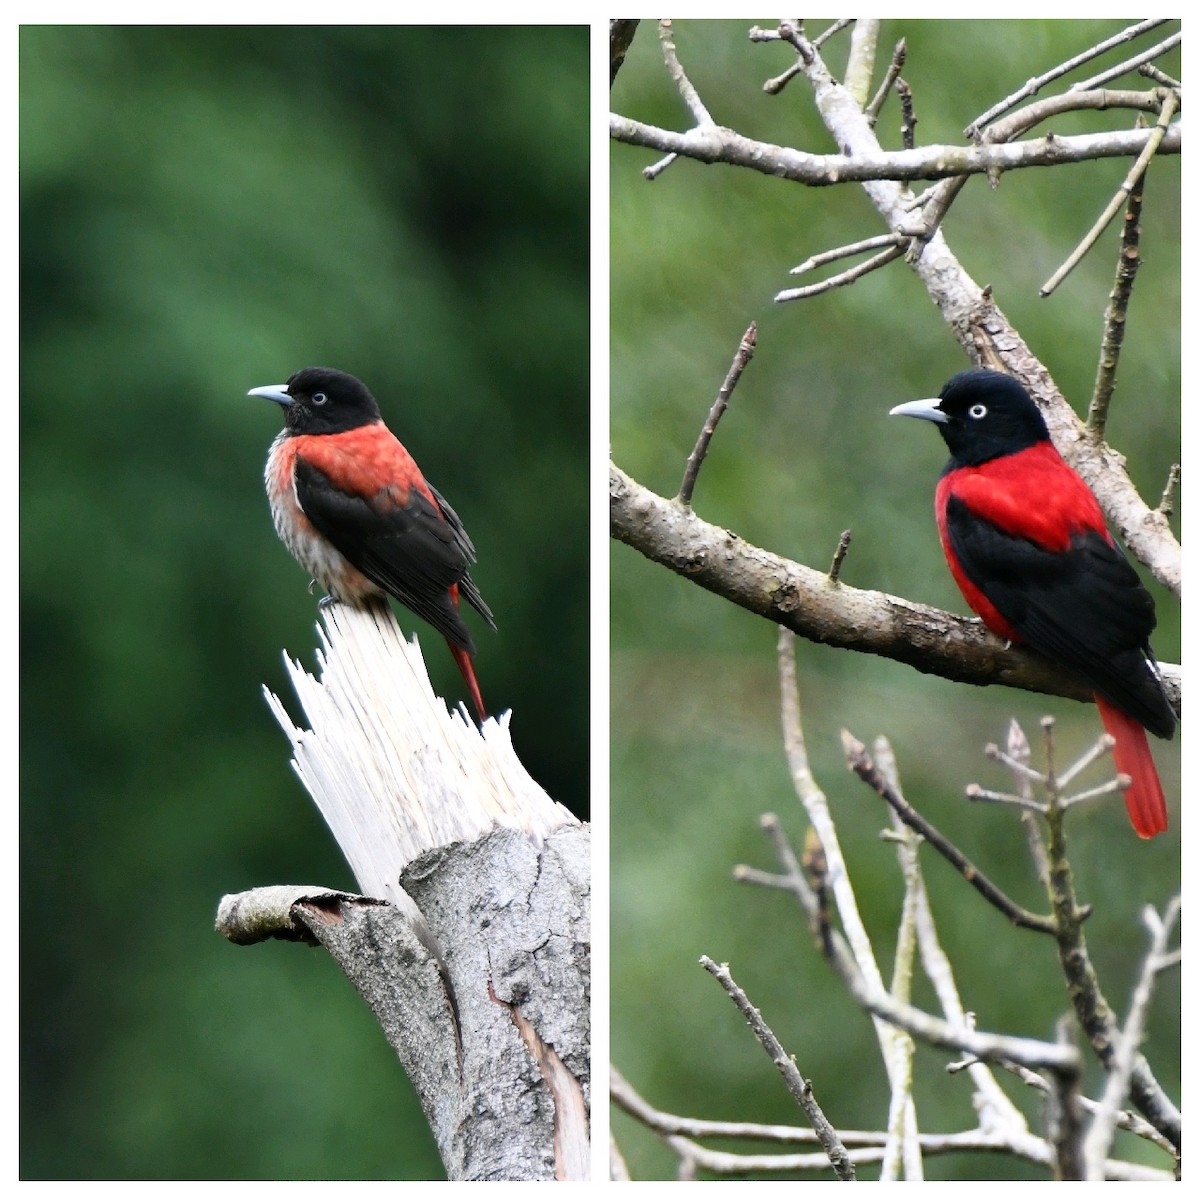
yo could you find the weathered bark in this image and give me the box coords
[217,603,589,1180]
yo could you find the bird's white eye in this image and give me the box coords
[968,403,987,419]
[311,392,328,406]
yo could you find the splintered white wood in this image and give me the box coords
[264,602,577,907]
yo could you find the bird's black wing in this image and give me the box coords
[944,495,1175,738]
[427,483,496,630]
[295,457,480,651]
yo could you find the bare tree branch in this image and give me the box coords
[609,462,1182,713]
[1087,174,1147,438]
[699,956,857,1180]
[1069,31,1182,93]
[964,19,1173,135]
[609,113,1179,185]
[843,731,1058,933]
[678,323,756,507]
[1041,90,1179,296]
[1082,898,1181,1178]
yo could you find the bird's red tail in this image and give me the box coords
[448,642,487,722]
[1094,694,1167,838]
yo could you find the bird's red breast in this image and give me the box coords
[934,441,1113,645]
[265,421,441,607]
[935,441,1108,555]
[288,421,437,512]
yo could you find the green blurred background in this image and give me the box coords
[21,25,588,1180]
[611,20,1179,1181]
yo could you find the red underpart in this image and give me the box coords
[287,422,440,512]
[936,442,1109,552]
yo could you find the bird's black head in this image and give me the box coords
[890,369,1051,468]
[248,367,382,435]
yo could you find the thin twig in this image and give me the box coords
[989,88,1168,143]
[965,19,1172,136]
[610,1134,631,1181]
[610,1066,1169,1178]
[791,233,903,276]
[674,1141,697,1180]
[813,19,854,50]
[1157,464,1180,519]
[1068,31,1181,93]
[758,815,1083,1079]
[777,21,816,66]
[1081,898,1181,1179]
[985,741,1047,783]
[732,863,793,889]
[1086,165,1145,437]
[1056,732,1117,788]
[775,245,904,303]
[658,18,713,125]
[641,19,712,182]
[612,1064,1166,1167]
[844,731,1058,934]
[865,39,906,126]
[801,826,835,962]
[876,740,923,1182]
[896,78,917,150]
[700,957,857,1180]
[898,177,967,253]
[901,88,1165,256]
[763,60,803,96]
[1048,1017,1086,1180]
[1060,775,1128,809]
[897,821,1032,1136]
[965,784,1045,814]
[1138,62,1180,89]
[655,1136,1165,1179]
[678,322,757,507]
[643,152,677,181]
[1000,1060,1175,1155]
[1000,719,1050,890]
[1042,91,1177,297]
[778,634,889,995]
[747,24,786,45]
[775,635,975,1180]
[828,530,852,583]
